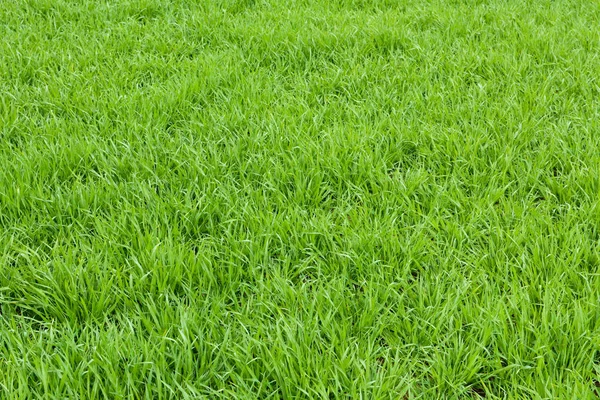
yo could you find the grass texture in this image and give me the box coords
[1,0,600,398]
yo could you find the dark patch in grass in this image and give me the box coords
[351,281,364,294]
[125,3,163,24]
[180,211,222,241]
[378,336,389,350]
[593,380,600,397]
[385,140,419,176]
[368,32,407,57]
[470,385,487,398]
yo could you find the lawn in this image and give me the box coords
[1,0,600,398]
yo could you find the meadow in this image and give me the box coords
[1,0,600,398]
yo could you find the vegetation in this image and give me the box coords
[1,0,600,397]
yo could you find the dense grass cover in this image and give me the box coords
[1,0,600,397]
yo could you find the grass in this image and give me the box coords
[1,0,600,397]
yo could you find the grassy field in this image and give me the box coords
[1,0,600,398]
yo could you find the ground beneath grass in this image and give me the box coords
[1,0,600,398]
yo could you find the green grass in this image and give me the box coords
[1,0,600,397]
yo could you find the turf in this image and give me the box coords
[1,0,600,398]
